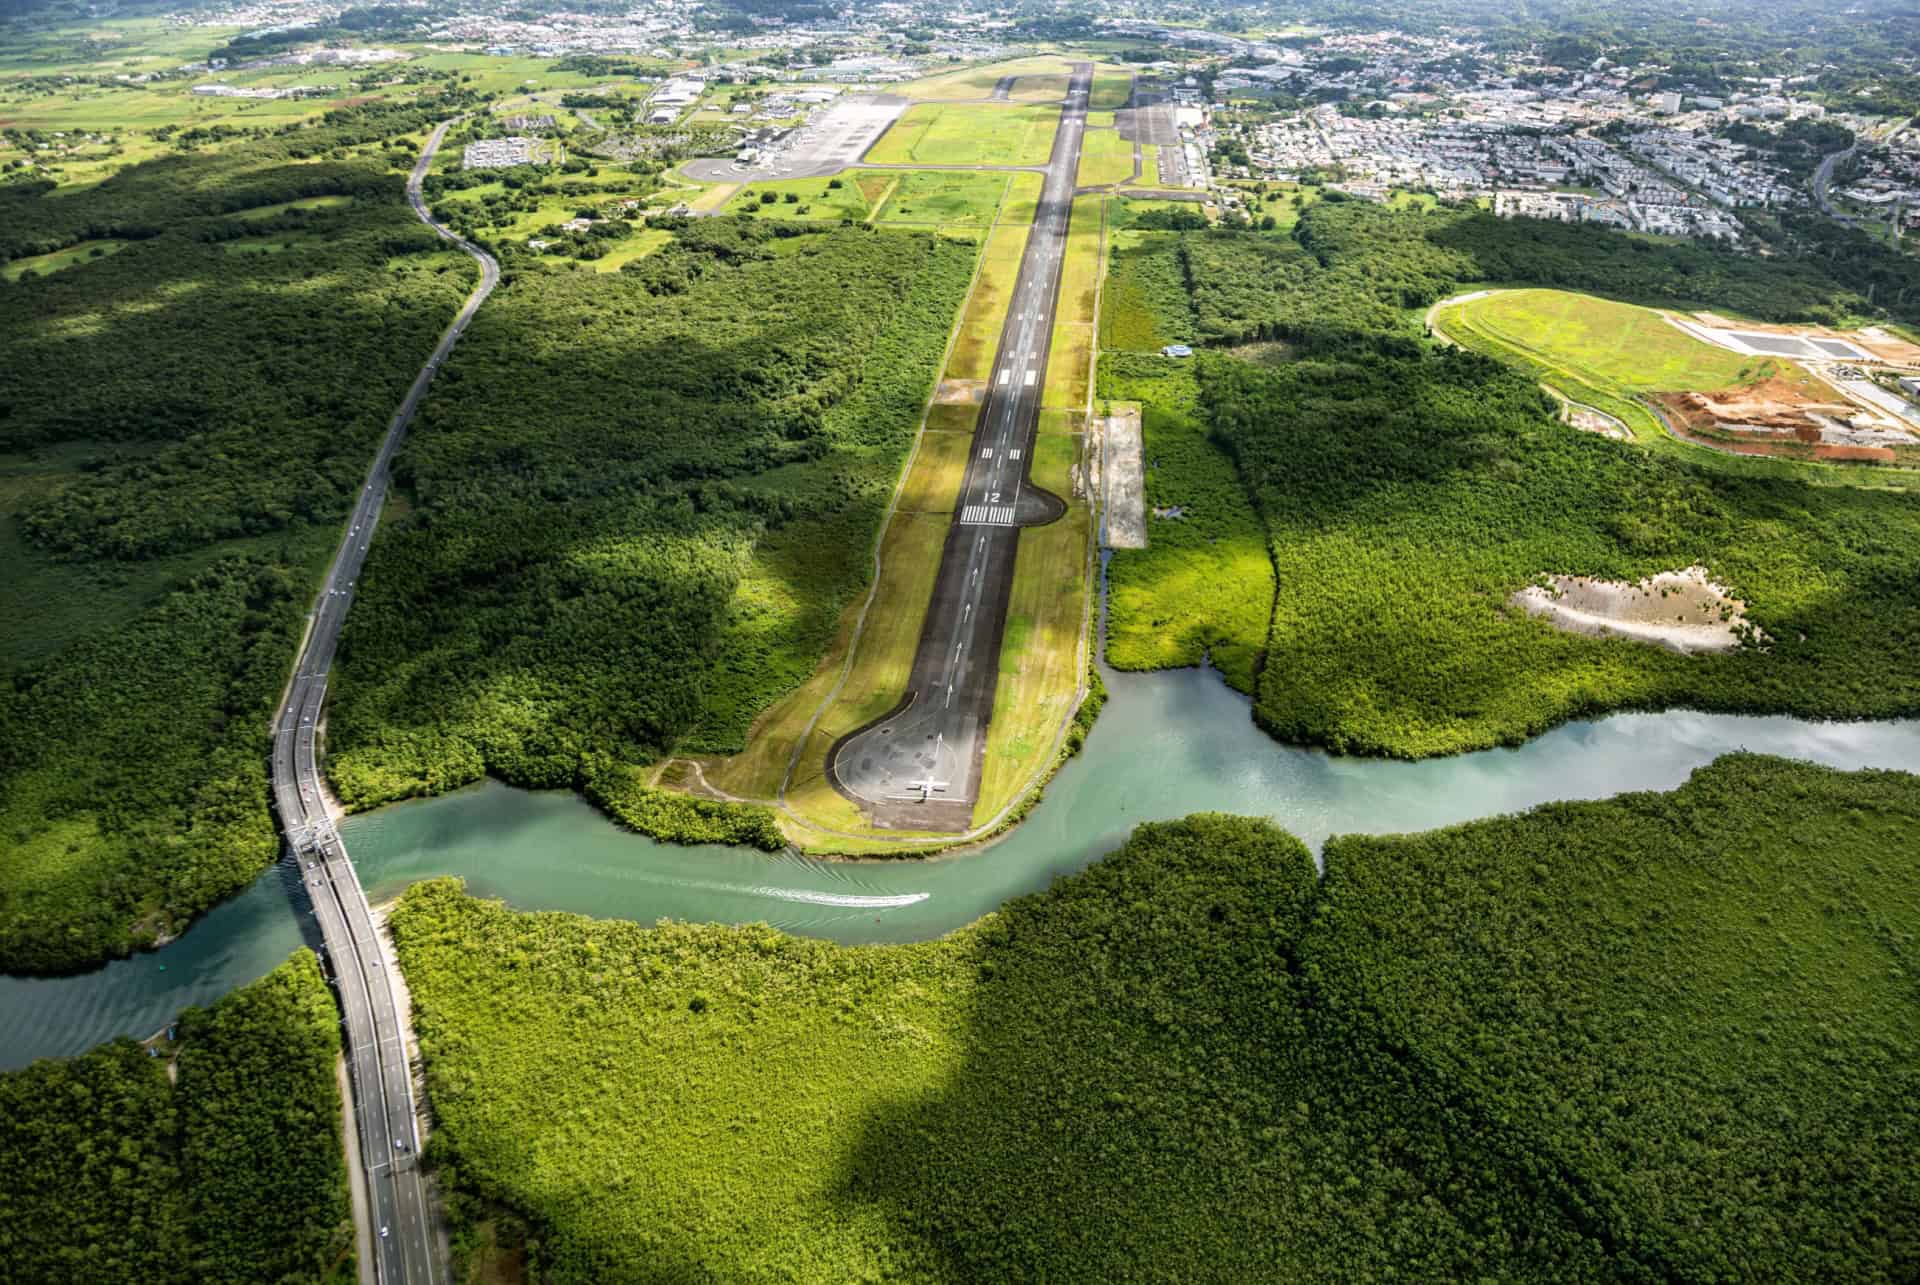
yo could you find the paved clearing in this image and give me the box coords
[1101,406,1146,549]
[682,94,906,182]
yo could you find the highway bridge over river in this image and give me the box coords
[270,119,497,1285]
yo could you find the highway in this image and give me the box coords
[1813,141,1861,223]
[826,64,1090,831]
[270,118,497,1285]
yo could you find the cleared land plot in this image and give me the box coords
[225,194,354,221]
[1514,566,1763,656]
[1075,128,1135,188]
[591,228,672,272]
[2,239,127,280]
[864,103,1060,167]
[217,235,323,256]
[1101,405,1146,549]
[976,432,1088,823]
[686,181,740,212]
[873,170,1009,227]
[1436,289,1917,477]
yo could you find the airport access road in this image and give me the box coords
[825,63,1091,832]
[270,117,497,1285]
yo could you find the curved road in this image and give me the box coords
[271,119,498,1285]
[1813,142,1860,223]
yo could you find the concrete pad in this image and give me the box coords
[1101,407,1146,549]
[681,94,907,182]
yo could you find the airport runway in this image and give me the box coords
[826,64,1092,832]
[270,119,497,1285]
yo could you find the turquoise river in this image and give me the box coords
[5,639,1917,1067]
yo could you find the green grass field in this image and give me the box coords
[977,431,1089,821]
[1005,73,1070,103]
[724,171,1012,229]
[1041,195,1106,411]
[1,239,127,280]
[1097,382,1274,694]
[873,170,1010,227]
[225,195,355,221]
[947,222,1029,380]
[725,176,872,221]
[1443,288,1791,393]
[1074,127,1136,188]
[896,428,975,513]
[1433,287,1914,487]
[864,103,1061,167]
[1090,67,1136,110]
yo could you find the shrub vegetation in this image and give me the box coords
[1095,233,1272,690]
[390,755,1920,1283]
[1209,341,1920,754]
[0,108,470,970]
[1096,199,1920,756]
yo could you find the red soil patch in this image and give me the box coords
[1652,374,1910,464]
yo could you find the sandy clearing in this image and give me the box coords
[1100,405,1146,549]
[935,378,987,404]
[1513,566,1766,656]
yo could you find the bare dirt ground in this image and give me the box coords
[1655,374,1912,463]
[935,378,987,404]
[1513,566,1766,656]
[1100,406,1145,549]
[1563,403,1629,438]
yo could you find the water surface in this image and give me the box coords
[5,659,1917,1068]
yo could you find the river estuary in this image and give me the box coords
[5,649,1917,1067]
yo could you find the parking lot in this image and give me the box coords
[682,94,908,182]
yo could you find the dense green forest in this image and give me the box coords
[1176,200,1906,346]
[1209,340,1920,754]
[390,755,1920,1282]
[0,952,352,1282]
[324,217,975,835]
[1310,754,1920,1281]
[1098,200,1920,757]
[0,109,470,971]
